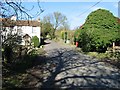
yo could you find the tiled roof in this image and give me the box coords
[0,18,40,27]
[16,20,40,27]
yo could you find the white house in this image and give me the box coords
[1,16,41,46]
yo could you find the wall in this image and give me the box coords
[19,26,41,45]
[2,25,41,46]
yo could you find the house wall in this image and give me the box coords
[2,25,41,46]
[32,27,40,41]
[21,26,40,40]
[1,16,41,46]
[18,26,41,45]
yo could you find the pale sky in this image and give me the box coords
[21,1,119,29]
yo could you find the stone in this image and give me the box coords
[35,82,42,88]
[55,74,63,81]
[66,78,74,84]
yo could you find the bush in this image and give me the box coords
[75,9,119,53]
[109,51,120,60]
[31,36,39,47]
[61,31,67,40]
[4,46,13,63]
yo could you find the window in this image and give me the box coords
[32,27,37,33]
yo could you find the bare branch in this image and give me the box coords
[1,1,44,20]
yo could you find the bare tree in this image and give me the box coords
[0,0,44,19]
[43,12,67,38]
[53,12,67,29]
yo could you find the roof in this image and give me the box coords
[16,20,40,27]
[23,34,31,39]
[0,18,40,27]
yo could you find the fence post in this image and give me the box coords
[113,42,115,52]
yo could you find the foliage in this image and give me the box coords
[109,51,120,60]
[87,52,108,59]
[3,48,46,88]
[2,33,22,47]
[42,12,68,39]
[61,31,67,40]
[76,9,120,52]
[74,29,81,42]
[52,12,67,30]
[69,31,75,44]
[80,30,92,52]
[4,46,13,63]
[2,1,44,88]
[29,48,46,56]
[55,29,75,44]
[41,22,53,38]
[2,30,22,64]
[31,36,39,47]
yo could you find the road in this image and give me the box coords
[28,40,120,89]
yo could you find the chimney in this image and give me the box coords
[37,18,40,22]
[11,15,17,21]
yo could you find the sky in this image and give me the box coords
[21,1,119,30]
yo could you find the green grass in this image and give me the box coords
[87,52,108,59]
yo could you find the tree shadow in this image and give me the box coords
[40,38,51,46]
[2,54,48,89]
[38,48,120,89]
[3,48,120,89]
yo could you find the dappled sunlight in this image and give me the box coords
[2,41,120,89]
[32,48,120,89]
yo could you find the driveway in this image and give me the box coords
[27,40,120,89]
[40,40,120,89]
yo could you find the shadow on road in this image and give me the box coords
[29,48,120,89]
